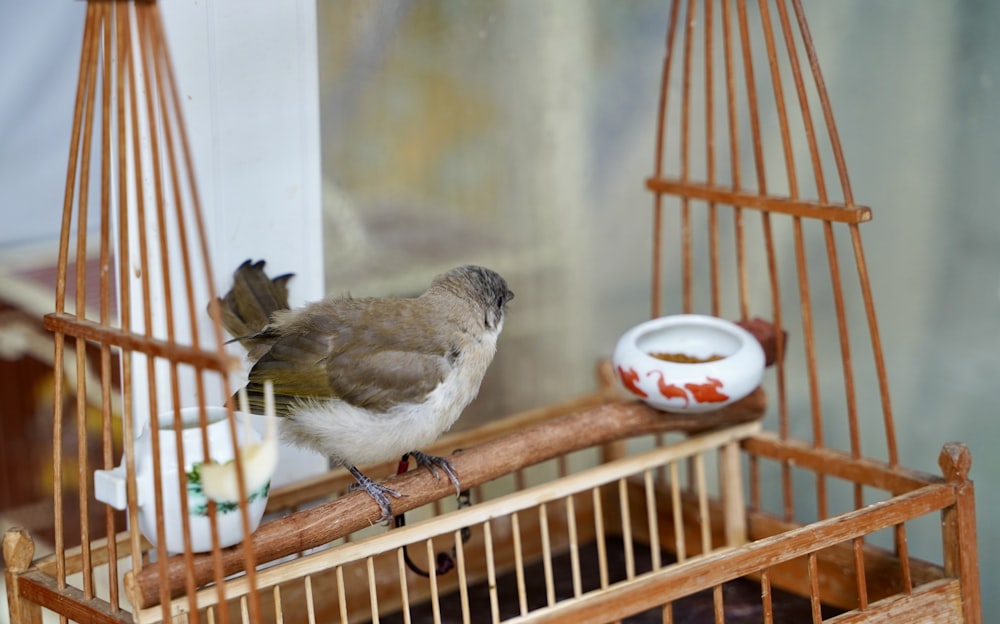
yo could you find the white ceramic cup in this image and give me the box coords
[95,406,269,553]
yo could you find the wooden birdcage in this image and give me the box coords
[3,1,983,623]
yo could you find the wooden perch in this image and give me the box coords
[126,387,767,609]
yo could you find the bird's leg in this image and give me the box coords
[347,465,402,525]
[409,450,461,496]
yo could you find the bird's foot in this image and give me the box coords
[410,450,461,496]
[347,465,402,525]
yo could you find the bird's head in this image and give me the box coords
[431,265,514,333]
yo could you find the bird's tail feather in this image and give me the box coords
[213,259,294,360]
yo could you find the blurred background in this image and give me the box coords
[1,0,996,617]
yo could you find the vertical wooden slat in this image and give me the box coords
[426,539,441,624]
[939,443,982,624]
[720,0,749,318]
[335,566,348,624]
[365,558,379,624]
[70,1,104,606]
[712,584,724,623]
[453,529,470,624]
[272,586,283,624]
[511,512,528,616]
[651,0,684,318]
[113,0,144,585]
[849,224,899,467]
[748,454,761,512]
[396,548,412,624]
[703,0,720,316]
[661,603,673,624]
[539,503,555,606]
[618,479,635,580]
[97,4,119,609]
[483,521,500,624]
[669,461,686,563]
[808,552,822,623]
[55,0,96,314]
[593,487,609,590]
[761,568,774,624]
[719,440,747,547]
[305,575,317,624]
[694,453,712,554]
[895,523,913,594]
[852,536,869,611]
[678,0,697,313]
[566,495,582,598]
[644,469,661,570]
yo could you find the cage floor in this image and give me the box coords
[379,536,843,623]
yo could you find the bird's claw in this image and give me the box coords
[410,450,462,496]
[348,466,403,525]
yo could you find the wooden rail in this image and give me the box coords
[127,392,767,609]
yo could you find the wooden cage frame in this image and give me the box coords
[3,1,983,623]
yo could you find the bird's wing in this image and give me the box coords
[244,330,333,415]
[244,297,452,415]
[323,300,452,413]
[326,346,451,413]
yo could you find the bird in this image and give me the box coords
[213,260,514,523]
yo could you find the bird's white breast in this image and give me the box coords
[281,327,499,467]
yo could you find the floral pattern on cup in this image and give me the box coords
[186,461,271,516]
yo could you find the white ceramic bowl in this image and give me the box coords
[612,314,765,413]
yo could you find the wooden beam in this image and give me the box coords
[17,569,134,624]
[43,313,233,371]
[645,176,872,224]
[741,431,939,494]
[823,578,964,624]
